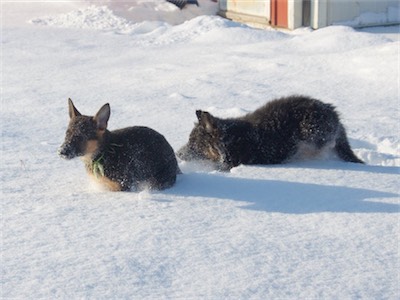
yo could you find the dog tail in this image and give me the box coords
[334,125,364,164]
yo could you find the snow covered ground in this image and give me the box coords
[2,1,399,299]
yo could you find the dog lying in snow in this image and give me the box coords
[59,99,180,191]
[177,95,364,170]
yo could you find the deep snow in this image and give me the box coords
[1,1,399,299]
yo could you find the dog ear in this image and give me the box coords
[68,98,81,119]
[94,103,110,130]
[196,110,217,133]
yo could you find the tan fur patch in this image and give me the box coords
[206,146,220,161]
[88,173,122,191]
[82,130,121,191]
[85,140,99,155]
[84,130,105,156]
[97,129,105,138]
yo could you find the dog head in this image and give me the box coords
[58,99,110,159]
[177,110,253,170]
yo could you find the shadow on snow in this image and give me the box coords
[164,171,399,214]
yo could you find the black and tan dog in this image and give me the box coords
[177,95,364,170]
[59,99,179,191]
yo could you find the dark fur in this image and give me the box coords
[177,95,364,170]
[59,99,179,191]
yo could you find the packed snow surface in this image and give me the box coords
[2,1,399,299]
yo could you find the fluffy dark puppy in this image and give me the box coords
[177,95,363,170]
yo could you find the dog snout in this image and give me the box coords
[58,143,74,159]
[177,145,198,161]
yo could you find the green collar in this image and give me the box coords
[91,153,105,178]
[89,143,122,178]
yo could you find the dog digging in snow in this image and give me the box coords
[58,99,180,191]
[177,95,364,171]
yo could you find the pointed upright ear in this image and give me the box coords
[94,103,110,130]
[196,110,217,133]
[68,98,81,119]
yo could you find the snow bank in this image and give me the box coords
[29,5,178,35]
[289,25,391,53]
[29,0,218,29]
[30,5,136,32]
[29,5,278,45]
